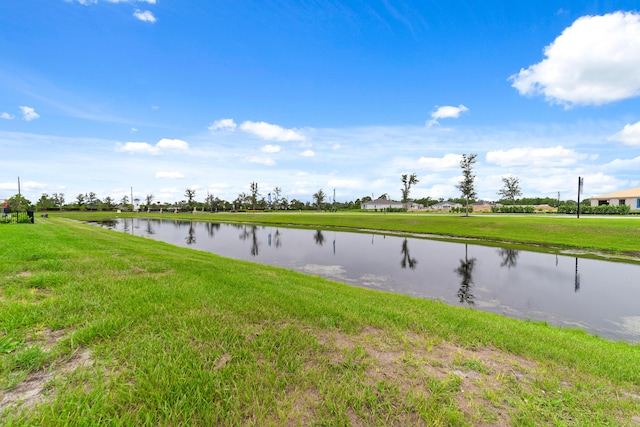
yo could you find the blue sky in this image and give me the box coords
[2,1,640,205]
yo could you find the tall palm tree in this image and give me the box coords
[313,189,326,211]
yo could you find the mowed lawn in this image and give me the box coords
[1,216,639,426]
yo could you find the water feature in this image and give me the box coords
[91,218,640,342]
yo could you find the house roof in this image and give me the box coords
[362,199,403,206]
[591,187,640,199]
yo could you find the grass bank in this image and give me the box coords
[56,211,640,260]
[1,218,639,425]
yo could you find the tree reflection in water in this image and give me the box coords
[268,228,282,248]
[455,244,476,305]
[498,248,519,268]
[239,225,260,256]
[313,230,325,246]
[146,220,155,235]
[400,238,418,270]
[205,222,220,237]
[185,222,196,245]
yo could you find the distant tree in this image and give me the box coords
[86,192,98,210]
[456,153,477,217]
[378,193,389,200]
[313,189,326,211]
[185,189,196,209]
[289,198,304,210]
[272,186,283,210]
[401,173,419,205]
[102,196,115,211]
[52,193,65,210]
[497,176,522,206]
[7,194,32,211]
[249,182,260,210]
[36,193,55,211]
[75,193,86,208]
[120,195,129,208]
[204,192,216,212]
[234,192,249,210]
[145,194,155,212]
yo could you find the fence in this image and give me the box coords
[0,210,34,224]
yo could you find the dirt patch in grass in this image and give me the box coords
[0,328,94,416]
[310,326,638,426]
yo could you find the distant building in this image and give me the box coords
[361,199,404,210]
[430,201,463,211]
[589,187,640,211]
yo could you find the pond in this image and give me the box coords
[91,218,640,343]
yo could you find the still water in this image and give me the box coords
[92,218,640,343]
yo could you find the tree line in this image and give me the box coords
[4,154,586,213]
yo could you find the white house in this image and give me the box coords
[590,187,640,211]
[361,199,404,210]
[430,201,463,211]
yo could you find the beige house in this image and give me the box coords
[361,199,424,210]
[590,187,640,211]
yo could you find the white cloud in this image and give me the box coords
[608,121,640,146]
[19,106,39,121]
[157,138,189,150]
[261,144,281,153]
[0,112,14,120]
[510,12,640,106]
[155,172,185,179]
[240,120,305,141]
[427,105,468,126]
[417,153,461,170]
[300,149,315,157]
[209,118,237,132]
[603,156,640,170]
[486,146,585,167]
[133,9,156,23]
[116,142,158,154]
[116,139,189,155]
[248,156,276,166]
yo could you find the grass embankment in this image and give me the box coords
[1,218,639,426]
[58,211,640,259]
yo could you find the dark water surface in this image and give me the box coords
[92,218,640,343]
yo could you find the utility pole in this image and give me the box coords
[577,177,583,218]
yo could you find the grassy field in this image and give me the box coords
[1,216,640,425]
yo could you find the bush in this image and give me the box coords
[451,206,473,214]
[490,205,536,214]
[557,204,630,215]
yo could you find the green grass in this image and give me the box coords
[1,217,639,425]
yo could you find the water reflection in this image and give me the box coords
[205,222,220,237]
[239,225,260,256]
[268,228,282,248]
[575,258,580,292]
[88,219,640,342]
[455,244,476,305]
[186,222,196,245]
[498,248,519,269]
[400,238,418,270]
[314,230,325,246]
